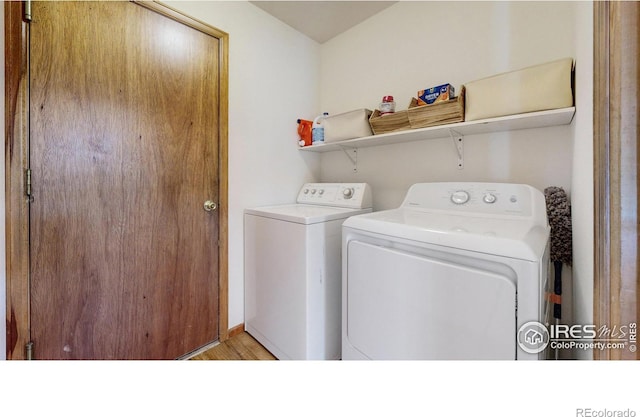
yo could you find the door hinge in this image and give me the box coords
[24,0,32,22]
[25,342,34,360]
[25,168,32,199]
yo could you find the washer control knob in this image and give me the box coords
[451,190,470,205]
[303,189,309,194]
[318,189,325,195]
[311,189,317,195]
[483,193,497,204]
[342,188,354,199]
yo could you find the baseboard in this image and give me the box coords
[228,323,245,338]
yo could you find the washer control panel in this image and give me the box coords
[450,190,470,205]
[403,182,540,217]
[297,183,372,209]
[482,193,497,204]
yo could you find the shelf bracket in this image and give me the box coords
[448,128,464,170]
[338,146,358,173]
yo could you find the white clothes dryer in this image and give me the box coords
[342,182,550,360]
[245,183,372,360]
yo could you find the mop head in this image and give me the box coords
[544,186,573,266]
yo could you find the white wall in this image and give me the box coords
[570,1,594,359]
[319,1,579,208]
[166,1,321,329]
[318,0,593,359]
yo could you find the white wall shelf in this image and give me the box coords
[298,107,576,153]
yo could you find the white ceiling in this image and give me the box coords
[250,1,398,43]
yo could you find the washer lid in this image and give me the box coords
[245,204,372,225]
[343,208,549,261]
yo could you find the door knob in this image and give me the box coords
[203,200,217,212]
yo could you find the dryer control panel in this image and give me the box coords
[401,182,547,223]
[297,183,372,209]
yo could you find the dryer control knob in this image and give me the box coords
[451,190,470,205]
[483,193,497,204]
[342,188,354,199]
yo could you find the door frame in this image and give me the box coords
[4,0,229,359]
[593,1,639,360]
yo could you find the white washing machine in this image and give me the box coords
[245,183,372,360]
[342,182,550,360]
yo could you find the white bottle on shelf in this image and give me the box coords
[312,112,328,144]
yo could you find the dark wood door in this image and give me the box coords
[29,1,220,359]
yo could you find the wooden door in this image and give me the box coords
[27,1,222,359]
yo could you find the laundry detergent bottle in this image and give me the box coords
[312,112,328,145]
[297,119,313,147]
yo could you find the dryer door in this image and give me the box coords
[345,241,516,359]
